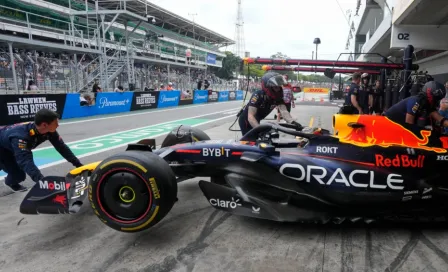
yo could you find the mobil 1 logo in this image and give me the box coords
[131,91,159,110]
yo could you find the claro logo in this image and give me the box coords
[209,197,241,209]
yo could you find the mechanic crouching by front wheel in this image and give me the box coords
[238,72,303,136]
[0,109,83,192]
[385,81,448,145]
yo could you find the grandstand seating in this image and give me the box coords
[1,0,221,64]
[0,0,231,93]
[5,0,221,52]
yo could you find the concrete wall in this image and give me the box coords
[392,0,418,23]
[416,53,448,83]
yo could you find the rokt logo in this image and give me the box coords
[209,197,241,209]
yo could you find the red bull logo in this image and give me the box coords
[375,154,425,168]
[333,114,447,153]
[52,195,67,208]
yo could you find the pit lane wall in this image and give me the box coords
[0,90,245,125]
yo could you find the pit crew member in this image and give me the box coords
[238,72,302,135]
[385,81,448,131]
[359,73,372,114]
[369,80,383,115]
[342,72,363,114]
[274,83,295,122]
[0,109,83,192]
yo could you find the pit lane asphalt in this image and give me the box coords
[2,103,448,272]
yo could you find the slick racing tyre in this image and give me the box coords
[89,151,177,233]
[161,125,210,148]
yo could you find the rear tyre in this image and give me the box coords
[161,125,210,148]
[89,151,177,233]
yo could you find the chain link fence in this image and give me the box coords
[0,48,238,94]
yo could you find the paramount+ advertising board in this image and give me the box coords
[157,91,180,108]
[131,92,159,110]
[193,90,208,104]
[0,94,67,125]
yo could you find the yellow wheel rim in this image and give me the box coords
[119,186,136,203]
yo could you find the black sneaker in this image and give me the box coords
[5,183,28,192]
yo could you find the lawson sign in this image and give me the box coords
[193,90,209,104]
[157,91,180,108]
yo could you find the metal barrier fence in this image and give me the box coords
[0,52,235,94]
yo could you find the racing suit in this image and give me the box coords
[0,122,82,187]
[238,89,296,135]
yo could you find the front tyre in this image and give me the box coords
[89,151,177,233]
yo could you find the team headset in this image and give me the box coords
[229,60,251,132]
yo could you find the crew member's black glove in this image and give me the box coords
[291,121,303,131]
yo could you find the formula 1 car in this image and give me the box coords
[19,114,448,233]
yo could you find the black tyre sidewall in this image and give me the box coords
[89,151,177,233]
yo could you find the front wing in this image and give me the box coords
[20,162,100,215]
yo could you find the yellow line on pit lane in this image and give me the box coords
[309,117,314,127]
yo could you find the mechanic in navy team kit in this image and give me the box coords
[0,109,83,192]
[359,73,371,114]
[385,81,448,133]
[369,79,384,115]
[343,72,366,114]
[238,72,302,135]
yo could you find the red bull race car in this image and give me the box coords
[19,113,448,233]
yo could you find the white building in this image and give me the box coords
[348,0,448,82]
